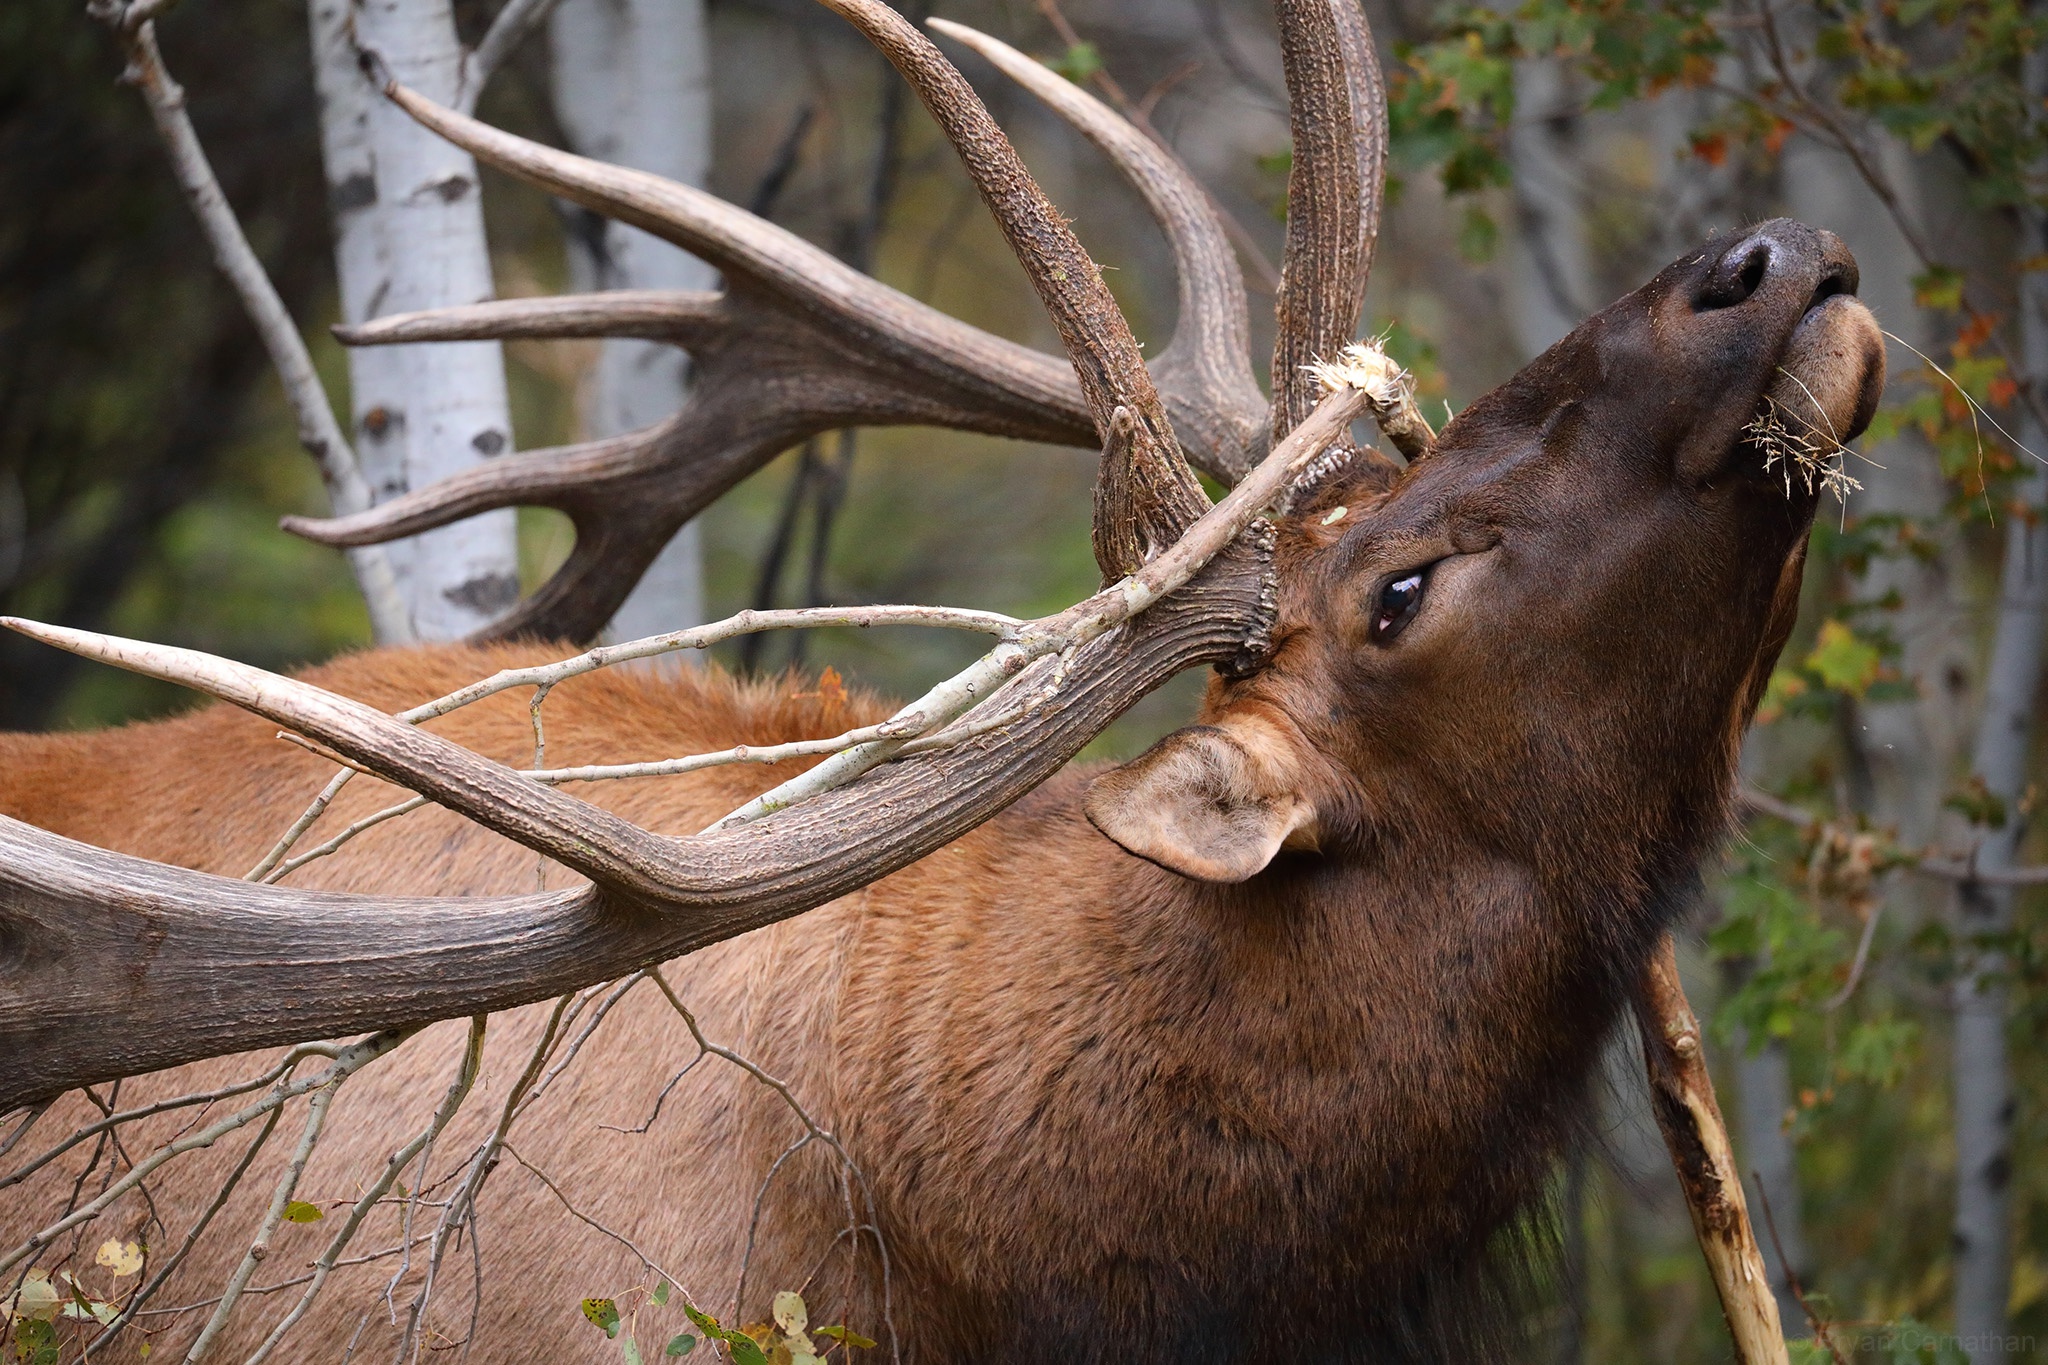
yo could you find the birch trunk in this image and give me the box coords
[306,0,520,641]
[1505,57,1592,359]
[1945,29,2048,1355]
[1734,1027,1812,1328]
[550,0,718,642]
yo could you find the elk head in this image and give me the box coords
[1091,220,1884,895]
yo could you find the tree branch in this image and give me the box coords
[87,7,413,642]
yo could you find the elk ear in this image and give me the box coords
[1084,720,1317,882]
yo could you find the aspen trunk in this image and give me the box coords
[1946,29,2048,1358]
[550,0,718,642]
[1504,56,1591,359]
[306,0,519,640]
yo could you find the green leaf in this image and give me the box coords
[1912,264,1965,312]
[652,1282,670,1307]
[816,1325,878,1349]
[1804,619,1882,696]
[1048,41,1101,85]
[281,1200,324,1224]
[622,1335,644,1365]
[583,1298,622,1339]
[1837,1017,1919,1088]
[664,1335,697,1358]
[1456,205,1498,262]
[682,1304,768,1365]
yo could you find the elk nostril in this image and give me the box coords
[1697,239,1772,311]
[1807,264,1854,313]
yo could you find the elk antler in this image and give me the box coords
[0,375,1378,1110]
[283,12,1267,636]
[1268,0,1388,460]
[0,0,1399,1107]
[284,0,1390,638]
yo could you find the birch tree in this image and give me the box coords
[551,0,718,642]
[1949,36,2048,1352]
[306,0,521,640]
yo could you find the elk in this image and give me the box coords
[0,0,1883,1359]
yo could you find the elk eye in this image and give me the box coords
[1371,568,1428,644]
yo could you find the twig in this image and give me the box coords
[82,1107,286,1359]
[0,1103,52,1162]
[734,1134,817,1321]
[243,1019,487,1365]
[1752,1176,1849,1365]
[1824,899,1886,1013]
[501,1146,699,1305]
[459,0,567,114]
[87,7,411,642]
[1741,787,2048,886]
[245,767,358,880]
[0,1031,411,1282]
[646,970,896,1358]
[3,1045,343,1193]
[263,797,430,884]
[393,998,568,1360]
[181,1068,355,1361]
[403,606,1020,725]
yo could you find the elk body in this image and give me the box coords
[0,0,1884,1359]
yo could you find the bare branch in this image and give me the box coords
[80,1107,286,1360]
[182,1067,355,1360]
[1634,936,1789,1365]
[243,1019,487,1365]
[459,0,568,114]
[1741,787,2048,886]
[92,17,411,642]
[0,1031,412,1282]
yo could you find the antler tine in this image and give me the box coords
[0,618,681,900]
[928,18,1267,482]
[335,291,728,345]
[283,428,663,547]
[1269,0,1388,440]
[817,0,1209,579]
[283,76,1254,638]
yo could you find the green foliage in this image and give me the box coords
[583,1298,623,1339]
[1048,41,1101,84]
[578,1287,869,1365]
[1709,857,1849,1046]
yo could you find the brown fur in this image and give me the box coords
[0,220,1885,1363]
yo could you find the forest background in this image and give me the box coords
[2,0,2045,1359]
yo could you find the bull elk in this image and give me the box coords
[0,0,1882,1359]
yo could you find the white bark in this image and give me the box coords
[307,0,521,640]
[1735,1031,1812,1328]
[550,0,718,642]
[1946,31,2048,1356]
[1505,57,1593,359]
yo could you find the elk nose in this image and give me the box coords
[1695,222,1861,313]
[1695,230,1778,311]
